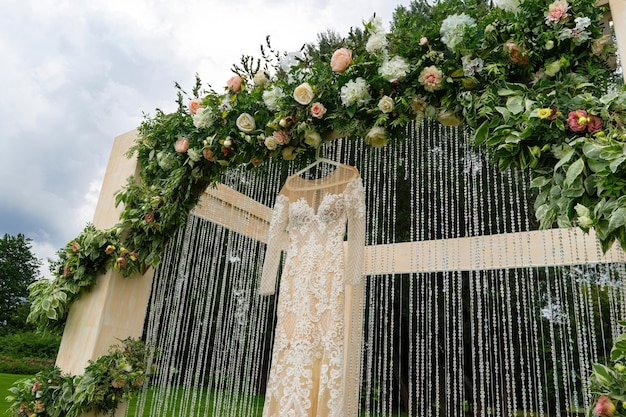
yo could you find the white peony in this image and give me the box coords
[379,56,410,82]
[263,86,284,112]
[340,77,371,107]
[440,13,476,51]
[193,107,214,129]
[496,0,519,12]
[366,32,388,53]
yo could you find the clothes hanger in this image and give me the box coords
[293,145,341,177]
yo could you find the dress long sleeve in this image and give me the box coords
[259,194,289,295]
[344,177,366,286]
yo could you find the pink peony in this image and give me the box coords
[273,130,290,145]
[418,66,444,92]
[594,395,616,417]
[311,102,327,119]
[174,137,190,153]
[587,115,603,133]
[545,0,570,24]
[226,75,242,92]
[188,98,202,115]
[330,48,352,73]
[567,110,589,132]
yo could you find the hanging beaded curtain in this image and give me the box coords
[129,120,626,417]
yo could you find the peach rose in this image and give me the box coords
[226,75,242,92]
[331,48,352,73]
[174,137,190,153]
[293,82,315,105]
[311,102,327,119]
[188,98,202,115]
[203,148,215,161]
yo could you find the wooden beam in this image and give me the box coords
[193,184,626,274]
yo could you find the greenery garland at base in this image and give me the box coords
[6,338,149,417]
[26,0,625,334]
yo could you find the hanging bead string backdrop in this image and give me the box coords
[130,121,626,417]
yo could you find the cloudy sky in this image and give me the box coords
[0,0,412,275]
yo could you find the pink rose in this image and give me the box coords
[188,98,202,115]
[174,137,190,153]
[587,115,603,133]
[594,395,616,417]
[32,381,41,393]
[330,48,352,73]
[567,110,588,132]
[71,241,80,252]
[144,213,154,224]
[226,75,242,93]
[273,130,290,145]
[311,102,327,119]
[418,66,444,92]
[545,0,570,24]
[116,257,127,267]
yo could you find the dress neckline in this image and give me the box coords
[284,164,359,192]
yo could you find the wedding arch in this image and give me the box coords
[9,0,626,415]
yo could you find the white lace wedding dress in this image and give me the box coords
[259,164,366,417]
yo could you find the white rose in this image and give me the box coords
[253,70,269,86]
[236,113,256,133]
[365,126,388,148]
[264,135,278,150]
[304,130,322,148]
[378,96,394,113]
[293,82,314,105]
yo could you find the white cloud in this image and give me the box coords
[0,0,411,277]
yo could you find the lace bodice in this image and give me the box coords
[259,175,366,295]
[259,167,366,417]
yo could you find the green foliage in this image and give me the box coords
[0,234,41,335]
[0,357,55,376]
[5,338,150,417]
[590,322,626,416]
[0,331,61,359]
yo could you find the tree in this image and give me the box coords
[0,233,41,334]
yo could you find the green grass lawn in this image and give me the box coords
[0,373,31,415]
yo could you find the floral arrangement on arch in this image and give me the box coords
[27,0,625,334]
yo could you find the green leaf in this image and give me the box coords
[474,120,490,145]
[564,158,584,187]
[554,148,575,171]
[608,207,626,232]
[609,156,626,173]
[506,96,524,115]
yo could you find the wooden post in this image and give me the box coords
[54,130,155,417]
